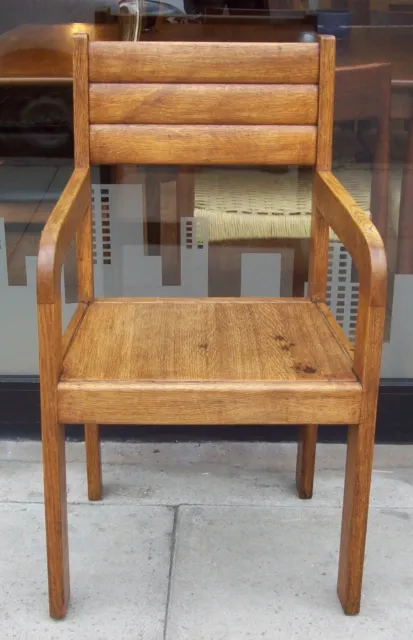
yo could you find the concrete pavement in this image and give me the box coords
[1,441,412,639]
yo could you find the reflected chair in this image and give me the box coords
[116,0,189,284]
[37,35,387,619]
[203,6,271,22]
[396,113,413,274]
[190,62,391,297]
[149,64,392,299]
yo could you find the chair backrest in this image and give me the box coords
[73,36,335,171]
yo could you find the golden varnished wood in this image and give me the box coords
[37,37,387,619]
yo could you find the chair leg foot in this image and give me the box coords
[338,422,375,615]
[42,421,70,619]
[296,425,317,499]
[85,424,102,501]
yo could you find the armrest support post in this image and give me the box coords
[308,185,330,303]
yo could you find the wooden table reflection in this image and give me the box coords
[0,23,119,85]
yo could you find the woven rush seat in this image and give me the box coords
[194,165,398,242]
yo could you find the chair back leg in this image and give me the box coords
[296,424,318,499]
[85,424,102,501]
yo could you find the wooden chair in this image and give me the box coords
[37,35,387,619]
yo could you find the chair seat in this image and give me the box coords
[59,299,361,426]
[193,165,389,242]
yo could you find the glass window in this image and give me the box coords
[1,1,412,380]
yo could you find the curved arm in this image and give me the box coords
[314,170,387,308]
[37,168,90,304]
[314,170,387,383]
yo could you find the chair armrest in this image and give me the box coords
[314,170,387,384]
[37,168,91,304]
[314,170,387,308]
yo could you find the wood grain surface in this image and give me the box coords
[300,35,334,510]
[37,34,388,618]
[296,424,318,499]
[314,170,387,309]
[316,35,335,171]
[85,424,102,501]
[38,303,70,619]
[338,304,385,614]
[73,34,90,168]
[73,34,94,304]
[308,194,330,303]
[90,124,317,165]
[58,380,361,425]
[3,24,413,87]
[61,299,355,383]
[62,303,88,357]
[313,167,386,615]
[317,302,355,361]
[89,83,319,125]
[37,168,90,304]
[89,41,320,84]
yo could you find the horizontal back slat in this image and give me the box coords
[89,41,320,84]
[90,124,316,166]
[89,84,319,125]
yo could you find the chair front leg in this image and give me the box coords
[42,417,70,618]
[39,303,70,618]
[337,420,375,614]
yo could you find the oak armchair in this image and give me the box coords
[37,35,387,619]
